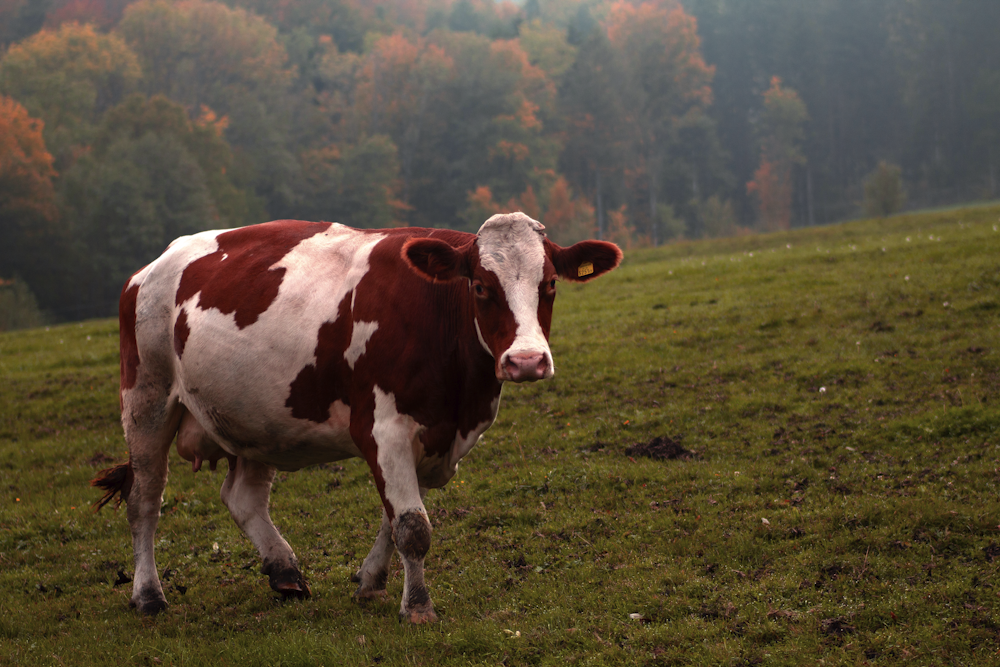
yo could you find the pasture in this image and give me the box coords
[2,206,999,666]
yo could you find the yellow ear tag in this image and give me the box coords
[578,261,594,277]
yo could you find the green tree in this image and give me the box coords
[746,76,807,231]
[606,0,716,245]
[0,22,141,167]
[117,0,299,217]
[559,29,629,239]
[62,94,255,314]
[863,161,905,218]
[297,135,401,229]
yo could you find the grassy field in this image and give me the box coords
[1,206,999,666]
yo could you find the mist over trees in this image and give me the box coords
[0,0,997,322]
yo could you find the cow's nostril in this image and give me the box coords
[505,353,547,381]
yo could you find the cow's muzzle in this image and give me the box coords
[501,352,551,382]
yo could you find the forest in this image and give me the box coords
[1,0,998,322]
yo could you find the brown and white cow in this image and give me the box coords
[93,212,621,622]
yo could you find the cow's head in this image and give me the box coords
[403,212,622,383]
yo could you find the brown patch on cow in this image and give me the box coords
[119,281,141,393]
[176,220,331,329]
[626,436,697,460]
[350,234,501,462]
[286,292,353,423]
[91,462,134,510]
[393,510,432,561]
[173,308,190,358]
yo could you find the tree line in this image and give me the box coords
[1,0,997,323]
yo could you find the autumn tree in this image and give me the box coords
[542,175,595,245]
[327,28,559,230]
[0,96,66,310]
[606,0,715,245]
[746,76,807,231]
[0,22,141,167]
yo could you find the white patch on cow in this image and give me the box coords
[150,224,386,469]
[474,318,492,357]
[221,253,228,261]
[372,386,425,515]
[345,320,379,369]
[476,213,553,376]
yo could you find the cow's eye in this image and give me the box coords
[545,278,557,295]
[473,281,487,298]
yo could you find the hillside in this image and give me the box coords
[1,206,999,665]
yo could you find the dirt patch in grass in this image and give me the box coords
[625,436,696,460]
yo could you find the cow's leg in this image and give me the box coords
[391,488,436,624]
[354,389,437,623]
[123,402,182,615]
[351,486,431,602]
[220,457,310,599]
[351,508,392,600]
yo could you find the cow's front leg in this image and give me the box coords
[354,388,438,623]
[220,457,310,599]
[392,499,436,624]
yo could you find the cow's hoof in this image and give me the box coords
[265,566,311,599]
[400,606,439,624]
[130,591,168,616]
[353,586,389,602]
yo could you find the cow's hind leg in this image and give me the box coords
[123,409,181,615]
[220,457,310,599]
[351,508,392,600]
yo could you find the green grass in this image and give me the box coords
[2,207,999,665]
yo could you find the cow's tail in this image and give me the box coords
[91,461,134,511]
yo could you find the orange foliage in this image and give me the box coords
[542,176,597,245]
[489,139,530,162]
[543,177,574,234]
[352,32,454,137]
[605,205,634,250]
[195,105,229,137]
[746,159,793,232]
[605,0,714,109]
[0,96,58,227]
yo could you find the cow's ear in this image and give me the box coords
[403,238,473,282]
[545,238,623,282]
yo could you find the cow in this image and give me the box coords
[92,212,621,622]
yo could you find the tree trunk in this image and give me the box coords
[648,151,658,246]
[596,167,605,240]
[806,165,815,226]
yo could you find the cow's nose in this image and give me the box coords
[503,352,549,382]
